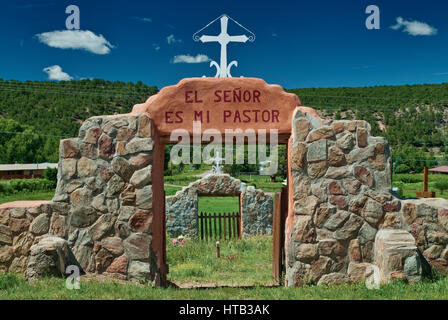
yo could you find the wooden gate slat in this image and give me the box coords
[223,213,227,240]
[197,209,244,241]
[218,213,222,240]
[213,213,218,239]
[204,213,208,240]
[237,212,241,238]
[208,212,212,241]
[228,212,232,240]
[232,212,237,239]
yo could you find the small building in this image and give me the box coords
[0,163,58,180]
[429,166,448,175]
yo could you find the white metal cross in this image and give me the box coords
[209,151,225,174]
[195,15,255,78]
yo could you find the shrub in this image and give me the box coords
[395,164,411,174]
[0,178,54,195]
[434,180,448,195]
[0,183,13,194]
[396,174,421,184]
[43,167,58,187]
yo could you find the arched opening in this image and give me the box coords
[138,78,298,286]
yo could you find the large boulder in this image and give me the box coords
[25,236,80,281]
[374,229,422,283]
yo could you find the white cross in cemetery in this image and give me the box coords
[193,14,255,78]
[209,151,225,174]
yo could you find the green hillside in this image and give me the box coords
[0,79,447,172]
[0,79,157,163]
[289,84,448,148]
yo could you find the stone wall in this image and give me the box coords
[0,113,163,285]
[53,113,159,283]
[286,109,397,286]
[285,109,448,286]
[0,201,52,273]
[398,198,448,274]
[166,174,273,238]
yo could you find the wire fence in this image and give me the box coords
[1,81,448,107]
[0,82,156,98]
[0,82,447,165]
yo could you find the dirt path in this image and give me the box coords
[164,184,184,188]
[170,281,280,289]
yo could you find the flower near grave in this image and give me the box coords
[172,235,188,246]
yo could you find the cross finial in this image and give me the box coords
[193,14,255,78]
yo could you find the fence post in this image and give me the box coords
[208,213,212,241]
[199,212,203,240]
[216,241,220,258]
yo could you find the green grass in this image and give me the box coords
[2,272,448,300]
[165,186,182,196]
[164,169,208,186]
[393,173,448,199]
[167,235,273,286]
[238,174,284,192]
[198,196,240,213]
[0,190,55,205]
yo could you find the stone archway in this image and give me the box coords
[165,173,273,238]
[131,77,299,286]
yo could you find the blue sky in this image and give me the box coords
[1,0,448,89]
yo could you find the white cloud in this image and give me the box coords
[35,30,114,55]
[390,17,437,36]
[153,43,160,51]
[43,65,73,81]
[172,54,210,64]
[132,16,152,23]
[167,34,182,45]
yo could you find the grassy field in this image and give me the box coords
[238,174,284,193]
[198,196,240,213]
[2,272,448,300]
[0,191,55,205]
[167,235,273,286]
[393,173,448,200]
